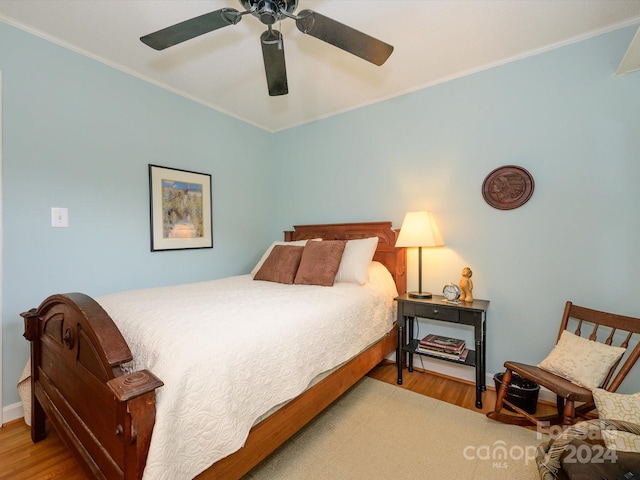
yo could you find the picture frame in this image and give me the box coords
[149,164,213,251]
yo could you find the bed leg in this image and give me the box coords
[23,309,46,442]
[31,393,46,442]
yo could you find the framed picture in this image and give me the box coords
[149,164,213,251]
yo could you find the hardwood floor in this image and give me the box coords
[0,417,87,480]
[0,362,553,479]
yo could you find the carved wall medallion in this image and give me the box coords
[482,165,534,210]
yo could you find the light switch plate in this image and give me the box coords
[51,207,69,228]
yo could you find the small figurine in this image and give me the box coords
[459,267,473,302]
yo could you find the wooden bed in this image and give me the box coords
[22,221,406,480]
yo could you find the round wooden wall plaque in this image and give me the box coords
[482,165,534,210]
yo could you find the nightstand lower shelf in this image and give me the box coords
[404,339,476,367]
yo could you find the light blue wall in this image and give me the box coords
[1,23,274,405]
[272,26,640,393]
[2,22,639,407]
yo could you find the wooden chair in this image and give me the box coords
[487,301,640,428]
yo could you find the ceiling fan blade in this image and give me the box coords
[295,10,393,66]
[140,8,241,50]
[261,29,288,96]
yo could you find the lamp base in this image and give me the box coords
[408,291,433,299]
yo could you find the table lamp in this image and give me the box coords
[395,211,444,298]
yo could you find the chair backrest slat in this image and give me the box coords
[588,323,598,341]
[603,328,616,345]
[573,320,583,338]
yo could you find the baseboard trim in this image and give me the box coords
[2,401,24,426]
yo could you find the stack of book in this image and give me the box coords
[417,334,469,362]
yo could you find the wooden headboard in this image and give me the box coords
[284,221,406,295]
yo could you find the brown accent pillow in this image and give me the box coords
[294,240,347,286]
[253,245,304,284]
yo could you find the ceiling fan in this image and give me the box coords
[140,0,394,96]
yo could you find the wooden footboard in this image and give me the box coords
[22,293,163,480]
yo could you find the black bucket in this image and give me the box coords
[493,372,540,414]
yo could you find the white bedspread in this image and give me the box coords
[96,262,397,479]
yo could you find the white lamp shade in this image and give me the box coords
[395,211,444,248]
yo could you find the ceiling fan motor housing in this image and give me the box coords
[240,0,298,25]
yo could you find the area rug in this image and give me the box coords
[244,377,546,479]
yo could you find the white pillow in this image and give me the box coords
[537,330,626,390]
[251,240,309,277]
[593,389,640,453]
[335,237,379,285]
[366,261,398,295]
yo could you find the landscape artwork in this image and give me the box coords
[149,165,213,251]
[162,179,203,239]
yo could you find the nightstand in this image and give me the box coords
[396,294,489,408]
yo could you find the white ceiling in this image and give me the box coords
[1,0,639,132]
